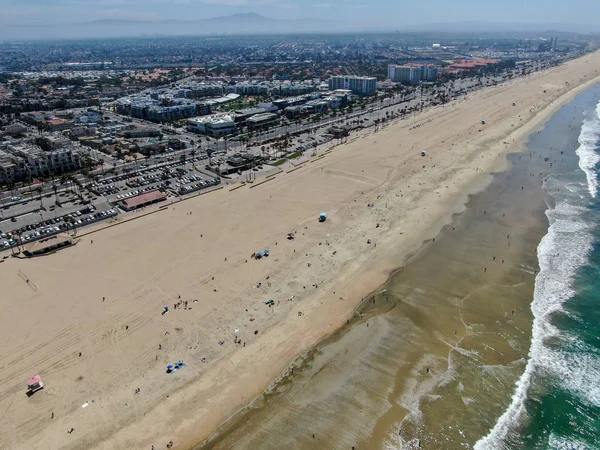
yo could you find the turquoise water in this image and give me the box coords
[476,85,600,449]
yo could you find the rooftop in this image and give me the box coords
[247,112,277,122]
[189,114,234,125]
[23,233,74,255]
[120,190,167,209]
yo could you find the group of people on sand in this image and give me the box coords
[173,299,188,310]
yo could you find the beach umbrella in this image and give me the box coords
[264,249,270,255]
[167,365,173,370]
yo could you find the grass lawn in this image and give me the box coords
[272,159,287,166]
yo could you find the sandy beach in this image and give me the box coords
[203,83,600,449]
[1,52,600,450]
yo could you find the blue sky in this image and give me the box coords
[1,0,600,25]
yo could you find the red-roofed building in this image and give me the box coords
[448,59,501,70]
[118,190,167,211]
[46,118,71,132]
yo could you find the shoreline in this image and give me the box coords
[201,77,594,449]
[476,83,600,449]
[2,52,600,450]
[194,60,600,449]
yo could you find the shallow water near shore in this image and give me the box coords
[199,85,600,450]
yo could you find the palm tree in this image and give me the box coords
[69,175,83,200]
[52,179,60,205]
[64,215,77,236]
[35,186,43,208]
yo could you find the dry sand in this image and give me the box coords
[1,53,600,450]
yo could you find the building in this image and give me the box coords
[246,113,279,130]
[388,65,421,84]
[187,114,236,137]
[283,105,306,119]
[328,77,376,96]
[388,64,438,83]
[118,190,167,211]
[256,102,278,113]
[2,123,28,137]
[188,84,223,98]
[303,100,329,114]
[74,110,103,124]
[421,65,438,81]
[121,128,161,139]
[118,91,207,123]
[142,103,198,122]
[278,83,316,96]
[227,83,269,96]
[328,76,377,95]
[0,144,84,184]
[233,107,268,125]
[23,233,75,257]
[208,153,262,176]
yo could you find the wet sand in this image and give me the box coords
[199,84,589,450]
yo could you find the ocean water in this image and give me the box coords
[476,89,600,449]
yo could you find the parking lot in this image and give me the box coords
[91,157,220,203]
[1,203,118,250]
[0,156,224,253]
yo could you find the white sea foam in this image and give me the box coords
[548,432,591,450]
[475,101,600,449]
[575,103,600,198]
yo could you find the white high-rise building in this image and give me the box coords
[388,65,438,83]
[328,76,377,95]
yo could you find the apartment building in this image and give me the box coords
[388,64,438,84]
[0,144,83,183]
[187,114,236,137]
[328,76,377,95]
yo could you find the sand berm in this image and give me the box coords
[1,52,600,450]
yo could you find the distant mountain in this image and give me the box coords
[0,13,341,41]
[0,14,597,41]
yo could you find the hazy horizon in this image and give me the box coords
[3,0,600,27]
[1,1,600,41]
